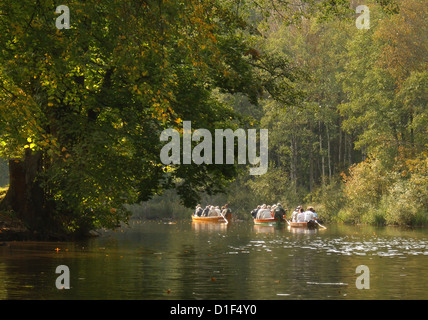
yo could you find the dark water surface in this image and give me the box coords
[1,220,428,300]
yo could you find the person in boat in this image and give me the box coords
[208,205,218,217]
[251,205,260,219]
[262,209,272,219]
[202,205,210,217]
[296,207,305,223]
[291,206,301,222]
[270,205,275,218]
[311,207,318,220]
[264,205,273,219]
[257,205,272,219]
[256,204,268,219]
[222,204,232,220]
[256,204,266,219]
[274,203,286,221]
[304,206,317,222]
[215,206,221,216]
[271,204,276,215]
[194,204,203,217]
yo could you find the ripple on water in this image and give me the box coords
[232,235,428,257]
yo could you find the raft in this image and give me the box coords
[192,215,228,223]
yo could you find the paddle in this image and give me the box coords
[315,220,327,229]
[283,209,293,226]
[220,210,229,225]
[283,209,290,225]
[222,213,229,225]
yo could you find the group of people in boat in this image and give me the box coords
[251,203,287,221]
[192,202,319,224]
[194,204,232,219]
[290,205,318,223]
[251,203,319,223]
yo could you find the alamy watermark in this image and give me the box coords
[356,5,370,30]
[159,121,269,175]
[356,265,370,289]
[55,5,70,30]
[55,265,70,289]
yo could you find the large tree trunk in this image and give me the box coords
[0,149,52,236]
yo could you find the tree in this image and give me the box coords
[230,0,427,226]
[338,0,428,225]
[0,0,274,237]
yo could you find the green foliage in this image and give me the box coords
[0,159,8,187]
[127,189,189,220]
[0,0,288,235]
[247,163,291,205]
[339,154,428,226]
[383,157,428,226]
[305,180,347,222]
[230,0,427,227]
[0,0,426,234]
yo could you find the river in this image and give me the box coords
[1,219,428,300]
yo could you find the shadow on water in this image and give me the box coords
[1,220,428,299]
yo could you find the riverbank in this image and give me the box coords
[0,187,94,241]
[0,210,30,241]
[0,187,28,240]
[0,187,24,240]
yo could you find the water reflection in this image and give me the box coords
[287,226,319,235]
[192,222,228,233]
[253,225,277,233]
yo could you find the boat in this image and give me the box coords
[192,215,228,223]
[253,218,285,226]
[287,220,320,229]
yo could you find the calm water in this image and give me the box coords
[1,220,428,300]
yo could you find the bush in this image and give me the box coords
[383,165,428,226]
[339,154,428,226]
[128,189,190,220]
[306,180,347,223]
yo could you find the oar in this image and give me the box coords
[220,211,229,225]
[282,210,292,226]
[315,220,327,229]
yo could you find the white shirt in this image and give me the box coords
[208,209,218,216]
[257,209,271,219]
[291,211,298,222]
[304,211,315,222]
[297,212,305,222]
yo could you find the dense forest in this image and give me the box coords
[223,0,428,226]
[0,0,426,238]
[134,0,427,227]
